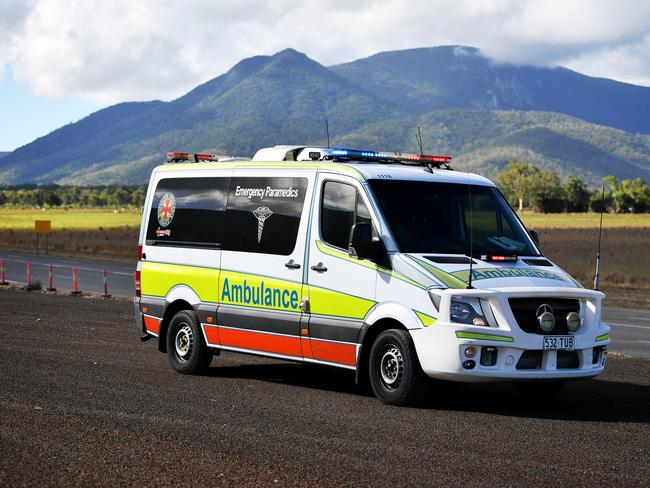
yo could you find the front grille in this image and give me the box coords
[509,298,580,335]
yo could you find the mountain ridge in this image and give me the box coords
[1,45,649,186]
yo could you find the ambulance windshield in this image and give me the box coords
[368,180,539,256]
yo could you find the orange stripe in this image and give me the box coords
[143,316,160,335]
[202,324,220,346]
[300,337,314,358]
[309,339,357,366]
[218,327,302,357]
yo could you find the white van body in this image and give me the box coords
[134,147,610,405]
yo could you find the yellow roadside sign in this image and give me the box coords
[35,220,52,234]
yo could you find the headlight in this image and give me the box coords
[450,298,488,326]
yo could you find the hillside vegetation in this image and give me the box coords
[1,46,650,185]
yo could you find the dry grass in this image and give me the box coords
[0,228,139,262]
[539,227,650,309]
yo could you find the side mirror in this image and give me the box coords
[349,222,372,260]
[529,229,540,248]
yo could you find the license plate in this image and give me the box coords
[543,336,575,350]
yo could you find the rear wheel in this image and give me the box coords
[369,329,428,406]
[166,310,213,374]
[513,380,565,402]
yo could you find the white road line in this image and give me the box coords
[629,317,650,322]
[607,322,650,330]
[639,340,650,344]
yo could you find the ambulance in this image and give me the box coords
[134,146,610,406]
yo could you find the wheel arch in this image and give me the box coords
[158,285,201,353]
[355,317,409,386]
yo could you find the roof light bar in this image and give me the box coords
[322,147,452,165]
[166,152,218,163]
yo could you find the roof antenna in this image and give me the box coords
[416,125,434,173]
[466,172,474,289]
[593,186,606,290]
[415,126,423,155]
[325,119,330,148]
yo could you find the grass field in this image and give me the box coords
[518,212,650,228]
[2,207,650,230]
[0,208,141,229]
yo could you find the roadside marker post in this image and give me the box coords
[0,259,7,285]
[47,264,56,292]
[26,261,32,290]
[102,268,111,298]
[71,266,81,296]
[34,220,52,255]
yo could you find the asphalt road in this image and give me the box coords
[0,250,135,296]
[3,250,649,359]
[0,288,649,486]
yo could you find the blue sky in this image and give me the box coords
[1,69,99,151]
[1,0,649,152]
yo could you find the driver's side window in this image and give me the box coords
[320,180,370,250]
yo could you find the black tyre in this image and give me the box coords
[513,380,565,402]
[369,329,428,406]
[166,310,213,374]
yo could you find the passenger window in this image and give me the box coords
[321,181,372,249]
[224,176,308,255]
[145,177,229,247]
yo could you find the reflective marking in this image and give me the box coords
[455,331,514,342]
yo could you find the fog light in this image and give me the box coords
[464,346,476,358]
[505,355,515,366]
[538,311,555,332]
[462,360,475,370]
[480,346,498,366]
[566,312,581,332]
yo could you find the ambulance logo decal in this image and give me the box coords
[157,192,176,227]
[252,206,273,243]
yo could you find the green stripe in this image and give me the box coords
[406,255,467,289]
[595,333,609,342]
[415,311,437,327]
[455,331,514,342]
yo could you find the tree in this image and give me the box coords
[531,169,564,213]
[130,186,146,207]
[604,176,650,213]
[564,176,590,212]
[495,161,541,211]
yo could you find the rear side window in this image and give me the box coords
[225,176,308,255]
[146,177,229,247]
[321,181,370,249]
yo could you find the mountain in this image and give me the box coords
[332,46,650,134]
[0,152,8,160]
[1,46,649,185]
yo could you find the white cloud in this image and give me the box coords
[2,0,650,104]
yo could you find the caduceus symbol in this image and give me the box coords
[252,206,273,243]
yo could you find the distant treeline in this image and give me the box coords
[0,184,146,208]
[1,164,649,214]
[496,161,650,213]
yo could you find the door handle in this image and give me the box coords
[311,262,328,273]
[285,259,301,269]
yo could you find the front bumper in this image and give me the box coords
[412,286,610,382]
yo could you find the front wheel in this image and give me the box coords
[166,310,213,374]
[368,329,428,406]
